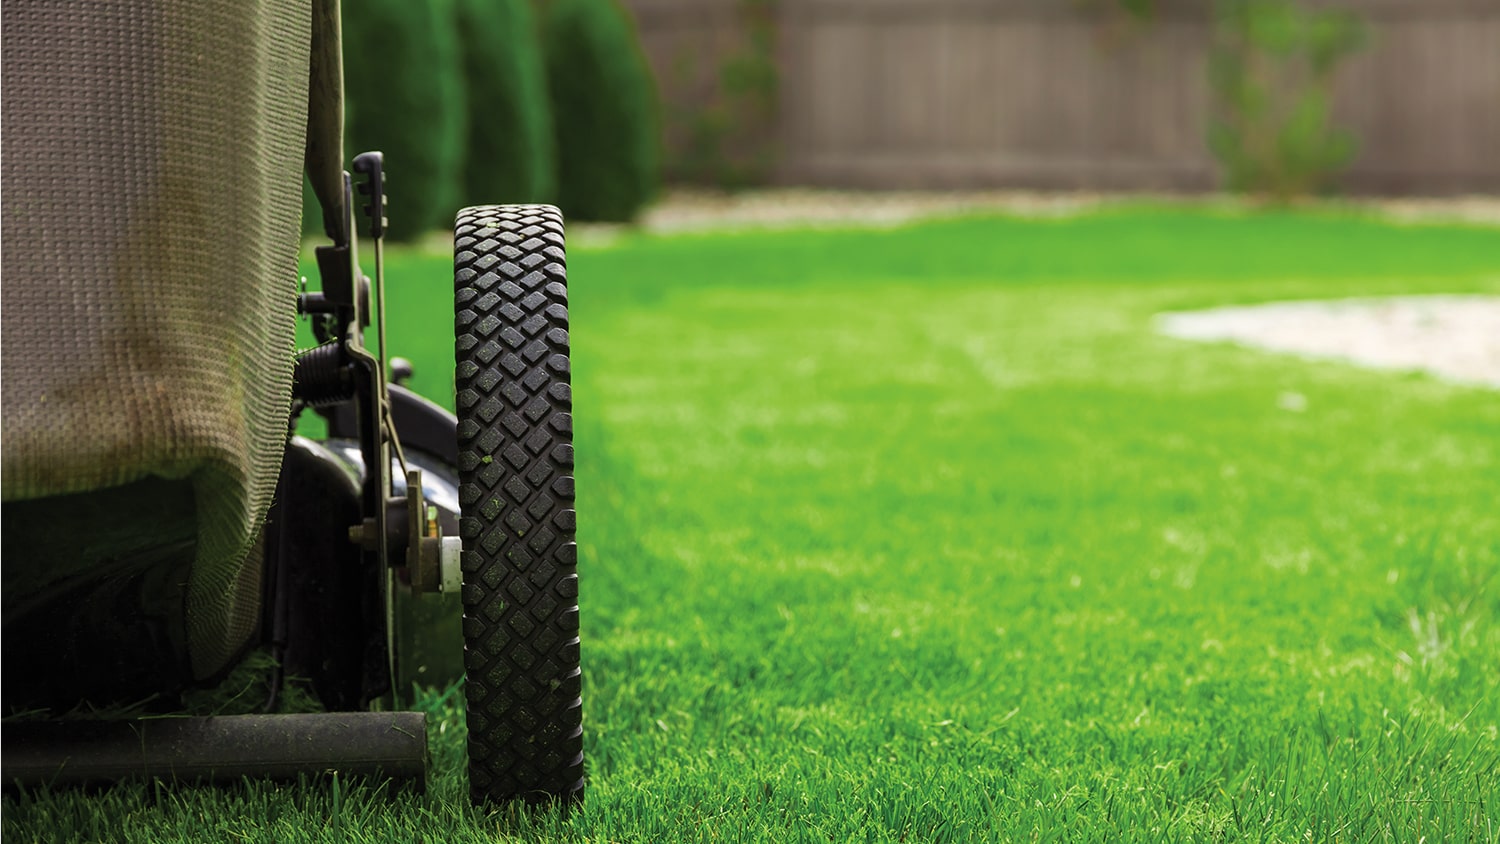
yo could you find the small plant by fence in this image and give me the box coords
[664,0,778,189]
[1208,1,1369,198]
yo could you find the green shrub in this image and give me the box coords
[542,0,661,222]
[1208,0,1368,198]
[455,0,556,206]
[343,0,467,240]
[666,0,778,189]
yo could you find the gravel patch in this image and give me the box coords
[1157,295,1500,388]
[638,188,1121,233]
[630,189,1500,234]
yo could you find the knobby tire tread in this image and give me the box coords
[454,204,582,805]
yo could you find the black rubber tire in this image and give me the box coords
[454,205,582,805]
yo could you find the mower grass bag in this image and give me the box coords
[2,0,310,702]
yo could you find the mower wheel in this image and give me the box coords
[453,205,582,805]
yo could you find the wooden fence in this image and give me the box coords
[623,0,1500,194]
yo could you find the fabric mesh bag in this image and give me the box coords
[2,0,313,679]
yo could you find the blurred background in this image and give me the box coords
[8,2,1497,837]
[325,0,1498,240]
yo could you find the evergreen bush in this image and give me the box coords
[456,0,557,206]
[542,0,661,222]
[343,0,467,240]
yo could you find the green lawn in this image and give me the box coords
[8,207,1500,841]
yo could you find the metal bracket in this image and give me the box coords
[406,469,461,595]
[438,537,462,594]
[290,151,462,708]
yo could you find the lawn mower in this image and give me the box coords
[1,0,582,805]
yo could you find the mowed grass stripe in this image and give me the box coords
[6,208,1498,841]
[569,216,1498,839]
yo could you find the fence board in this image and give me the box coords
[622,0,1500,194]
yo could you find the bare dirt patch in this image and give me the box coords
[1157,296,1500,388]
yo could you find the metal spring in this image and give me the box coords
[293,342,355,407]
